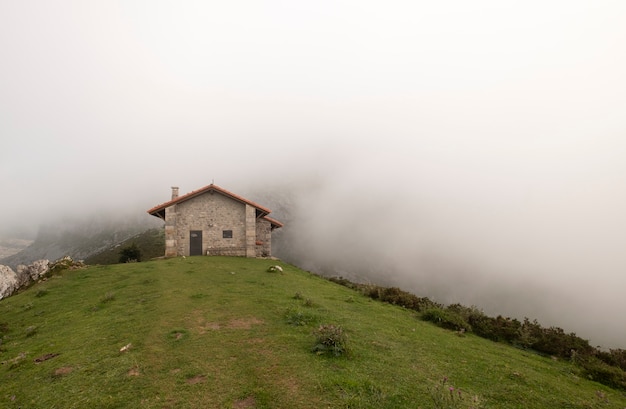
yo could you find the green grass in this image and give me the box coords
[1,257,625,408]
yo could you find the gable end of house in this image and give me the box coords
[147,184,282,258]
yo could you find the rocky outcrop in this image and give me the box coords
[0,257,85,300]
[0,264,20,301]
[15,259,50,287]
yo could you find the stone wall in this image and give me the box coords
[168,191,248,257]
[255,219,272,257]
[164,203,178,257]
[245,204,256,257]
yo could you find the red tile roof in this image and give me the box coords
[147,184,282,228]
[262,215,284,229]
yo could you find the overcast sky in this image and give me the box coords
[2,1,626,347]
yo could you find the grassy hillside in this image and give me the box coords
[1,257,624,409]
[85,228,165,265]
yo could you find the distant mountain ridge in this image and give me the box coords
[0,213,161,269]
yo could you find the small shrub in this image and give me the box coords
[285,308,317,326]
[312,324,349,357]
[25,325,38,337]
[303,298,317,308]
[119,243,142,263]
[422,308,470,332]
[100,292,115,303]
[35,288,49,298]
[429,377,483,409]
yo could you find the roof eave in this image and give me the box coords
[146,183,275,219]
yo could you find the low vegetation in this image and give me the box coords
[329,278,626,391]
[1,257,625,408]
[118,242,142,263]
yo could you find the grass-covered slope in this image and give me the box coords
[1,257,624,409]
[84,228,165,265]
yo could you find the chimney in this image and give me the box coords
[171,186,179,200]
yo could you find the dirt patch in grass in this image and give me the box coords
[233,396,256,408]
[34,353,60,363]
[280,375,301,396]
[197,322,221,334]
[186,374,206,384]
[189,309,222,334]
[54,366,73,376]
[128,367,140,376]
[196,317,263,333]
[227,317,264,329]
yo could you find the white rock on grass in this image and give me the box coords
[0,258,57,300]
[0,265,19,300]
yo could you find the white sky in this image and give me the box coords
[1,1,626,346]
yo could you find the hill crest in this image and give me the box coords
[1,257,625,408]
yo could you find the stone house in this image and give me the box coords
[147,184,283,258]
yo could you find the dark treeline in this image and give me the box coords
[328,277,626,390]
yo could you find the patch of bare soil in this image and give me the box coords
[34,353,60,363]
[233,396,256,408]
[227,317,264,329]
[186,374,206,384]
[197,322,221,334]
[128,367,140,376]
[190,309,222,334]
[54,366,73,376]
[193,311,263,333]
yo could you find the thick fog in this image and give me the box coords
[2,1,626,347]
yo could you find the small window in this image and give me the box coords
[222,230,233,239]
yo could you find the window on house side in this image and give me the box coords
[223,230,233,239]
